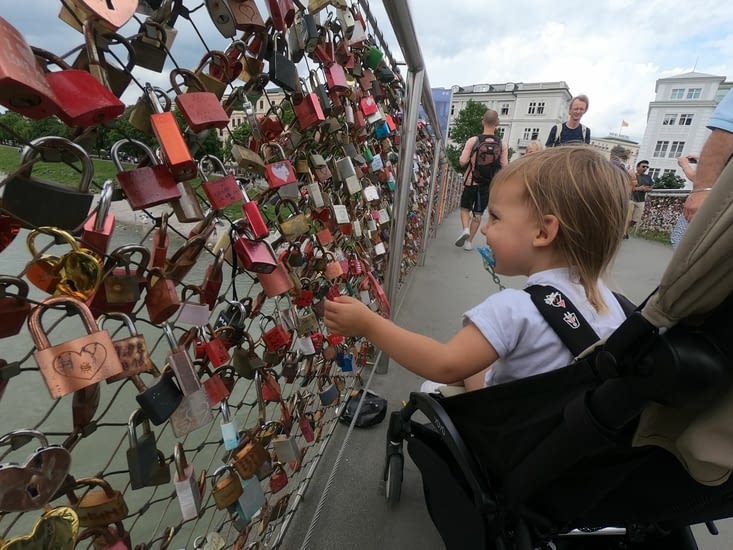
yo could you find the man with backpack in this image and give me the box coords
[455,109,509,250]
[545,94,591,147]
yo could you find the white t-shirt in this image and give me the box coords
[464,268,627,387]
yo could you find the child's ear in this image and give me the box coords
[534,214,560,247]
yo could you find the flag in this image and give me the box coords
[621,120,629,127]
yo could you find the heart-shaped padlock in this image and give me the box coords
[0,429,72,512]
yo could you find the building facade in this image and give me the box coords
[216,88,287,144]
[447,81,573,155]
[637,72,731,185]
[590,134,640,168]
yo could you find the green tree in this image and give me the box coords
[445,100,488,172]
[653,172,685,189]
[0,111,31,144]
[27,116,69,141]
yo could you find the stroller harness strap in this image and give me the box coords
[524,285,601,357]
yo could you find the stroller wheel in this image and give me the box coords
[385,453,403,505]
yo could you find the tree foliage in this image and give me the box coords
[653,172,686,189]
[445,100,489,172]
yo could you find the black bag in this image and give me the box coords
[340,389,387,428]
[470,134,503,185]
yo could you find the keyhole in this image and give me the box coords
[106,0,115,9]
[26,481,40,499]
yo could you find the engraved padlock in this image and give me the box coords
[230,436,268,480]
[29,296,124,399]
[173,442,202,521]
[66,477,128,528]
[97,312,155,383]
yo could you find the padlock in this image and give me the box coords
[275,198,308,242]
[145,268,181,324]
[146,82,198,181]
[258,260,295,298]
[0,505,79,547]
[260,315,292,352]
[66,477,128,528]
[231,141,266,175]
[131,368,183,425]
[26,227,103,301]
[193,51,230,99]
[220,401,240,451]
[200,362,231,407]
[126,409,164,489]
[272,434,300,463]
[0,276,31,339]
[199,326,232,368]
[297,307,320,335]
[0,429,72,512]
[318,375,339,406]
[174,442,202,521]
[149,213,170,269]
[81,179,116,255]
[129,86,171,135]
[2,136,95,230]
[269,462,288,494]
[258,368,282,403]
[201,250,226,310]
[131,18,173,72]
[0,17,60,120]
[98,312,155,383]
[172,179,206,223]
[170,386,215,437]
[280,351,299,383]
[261,143,297,190]
[163,323,201,396]
[31,47,125,127]
[111,138,181,210]
[232,228,278,274]
[76,521,131,550]
[239,181,270,239]
[211,464,243,509]
[96,244,149,312]
[177,286,211,327]
[230,437,269,480]
[213,298,251,343]
[170,68,230,132]
[198,154,242,209]
[29,296,123,399]
[231,332,265,379]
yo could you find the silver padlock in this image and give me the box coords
[174,442,202,521]
[177,285,211,326]
[272,434,300,463]
[163,323,200,396]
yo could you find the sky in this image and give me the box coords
[3,0,733,143]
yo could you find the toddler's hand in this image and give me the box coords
[324,295,373,337]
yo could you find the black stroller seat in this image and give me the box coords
[386,298,733,549]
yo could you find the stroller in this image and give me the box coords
[384,163,733,549]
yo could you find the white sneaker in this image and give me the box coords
[454,228,470,247]
[463,241,473,251]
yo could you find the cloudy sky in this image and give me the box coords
[4,0,733,143]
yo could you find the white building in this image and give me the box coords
[448,81,573,154]
[591,134,640,167]
[637,72,732,185]
[216,88,287,144]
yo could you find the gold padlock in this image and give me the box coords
[230,438,269,480]
[211,465,243,510]
[66,477,128,528]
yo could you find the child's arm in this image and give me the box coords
[324,296,498,383]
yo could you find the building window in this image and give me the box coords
[668,141,685,158]
[671,88,685,100]
[531,128,540,140]
[495,127,505,138]
[662,113,677,125]
[663,168,676,177]
[259,100,265,110]
[679,113,694,125]
[686,88,702,99]
[527,102,537,115]
[522,127,532,140]
[653,141,669,157]
[501,103,509,115]
[536,102,545,115]
[450,104,455,115]
[648,168,660,180]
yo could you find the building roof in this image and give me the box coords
[597,135,639,145]
[658,71,724,81]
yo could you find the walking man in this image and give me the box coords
[455,109,509,250]
[627,160,653,235]
[546,94,591,147]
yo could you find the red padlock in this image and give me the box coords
[260,316,292,352]
[170,68,230,132]
[81,179,116,255]
[269,463,288,493]
[201,250,225,310]
[202,371,230,406]
[112,139,181,210]
[199,155,242,209]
